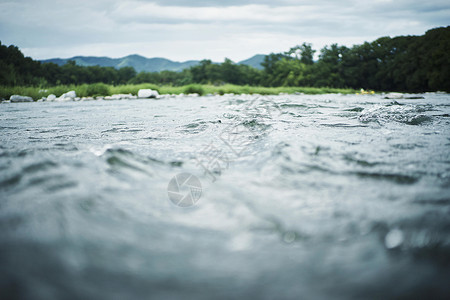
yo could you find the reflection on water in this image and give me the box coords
[1,93,450,299]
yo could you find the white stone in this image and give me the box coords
[106,93,134,100]
[10,95,33,102]
[57,90,77,101]
[64,91,77,98]
[385,92,404,99]
[47,94,57,101]
[60,91,76,99]
[138,89,159,98]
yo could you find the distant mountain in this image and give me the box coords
[237,54,265,70]
[40,55,200,73]
[40,54,267,73]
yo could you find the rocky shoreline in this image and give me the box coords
[1,88,235,103]
[2,89,440,103]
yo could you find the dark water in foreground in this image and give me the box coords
[1,94,449,299]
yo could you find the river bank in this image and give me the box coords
[1,84,359,101]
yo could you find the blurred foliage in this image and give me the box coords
[0,27,449,94]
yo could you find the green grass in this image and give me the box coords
[0,83,358,100]
[158,84,357,96]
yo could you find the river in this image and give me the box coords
[1,93,449,299]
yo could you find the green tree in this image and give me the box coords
[117,67,136,84]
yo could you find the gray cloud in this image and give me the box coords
[0,0,448,61]
[133,0,317,7]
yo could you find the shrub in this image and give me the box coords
[184,84,205,95]
[0,86,41,100]
[48,85,74,97]
[86,83,110,97]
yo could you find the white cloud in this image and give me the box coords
[110,2,319,24]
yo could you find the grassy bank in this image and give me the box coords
[0,83,358,100]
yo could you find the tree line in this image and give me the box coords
[1,26,449,92]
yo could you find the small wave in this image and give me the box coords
[391,143,425,150]
[280,103,308,108]
[0,173,21,189]
[227,99,246,105]
[359,104,433,125]
[185,123,199,128]
[344,107,365,112]
[44,179,78,192]
[343,154,380,167]
[352,171,419,184]
[185,121,206,128]
[103,148,182,175]
[101,128,143,134]
[181,122,208,134]
[321,123,368,128]
[53,143,78,151]
[412,198,450,206]
[0,160,74,192]
[22,161,58,174]
[241,119,271,131]
[406,115,432,125]
[1,160,60,188]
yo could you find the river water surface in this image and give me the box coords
[1,93,449,299]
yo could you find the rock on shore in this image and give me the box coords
[10,95,34,102]
[137,89,159,98]
[104,94,137,100]
[57,91,77,101]
[384,92,404,99]
[46,94,57,101]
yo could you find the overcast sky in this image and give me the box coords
[0,0,449,62]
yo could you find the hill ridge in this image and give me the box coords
[40,54,266,73]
